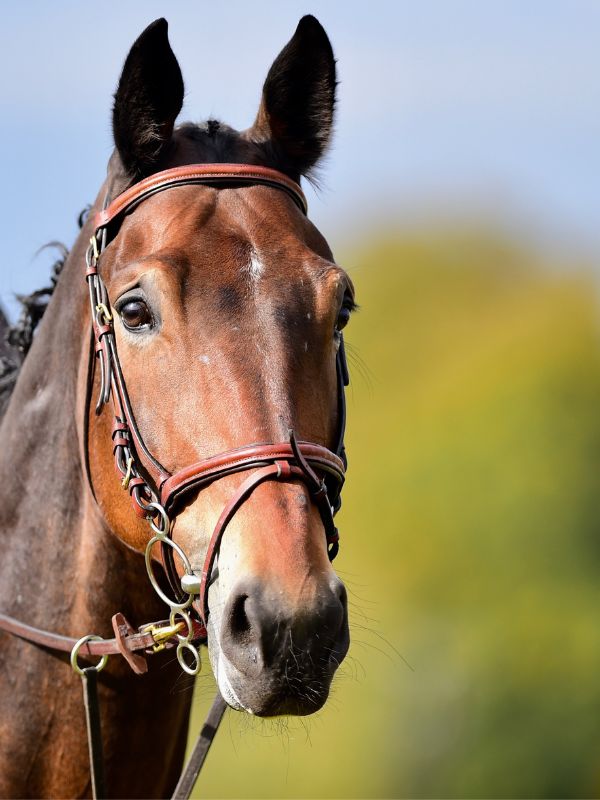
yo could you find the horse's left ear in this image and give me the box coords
[112,18,184,178]
[248,15,337,179]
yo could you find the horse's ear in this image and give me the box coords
[249,15,337,179]
[112,18,184,178]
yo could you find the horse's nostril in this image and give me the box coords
[221,584,267,677]
[220,578,350,683]
[230,593,251,639]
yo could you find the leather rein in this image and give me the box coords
[0,163,349,797]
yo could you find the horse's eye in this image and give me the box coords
[335,292,357,335]
[336,307,351,331]
[119,299,152,330]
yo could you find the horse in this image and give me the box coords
[0,15,354,798]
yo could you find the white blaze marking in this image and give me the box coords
[248,251,264,282]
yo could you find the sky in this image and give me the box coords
[0,0,598,317]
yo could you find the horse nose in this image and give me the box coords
[219,577,349,678]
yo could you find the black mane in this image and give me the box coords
[0,240,72,420]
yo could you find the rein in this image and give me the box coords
[0,163,349,798]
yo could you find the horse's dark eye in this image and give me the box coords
[119,299,152,330]
[336,307,351,332]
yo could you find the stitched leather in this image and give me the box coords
[96,163,307,229]
[160,441,345,512]
[190,457,340,625]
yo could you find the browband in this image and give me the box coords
[95,163,308,231]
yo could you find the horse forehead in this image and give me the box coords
[140,181,316,242]
[131,186,325,279]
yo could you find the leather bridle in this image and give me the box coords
[86,162,349,664]
[0,162,350,798]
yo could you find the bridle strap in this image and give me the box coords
[160,440,345,513]
[198,464,283,626]
[96,163,307,231]
[87,163,317,499]
[185,440,341,625]
[155,433,342,625]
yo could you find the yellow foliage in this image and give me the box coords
[189,228,600,798]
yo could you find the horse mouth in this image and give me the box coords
[213,644,346,717]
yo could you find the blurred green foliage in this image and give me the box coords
[189,228,600,798]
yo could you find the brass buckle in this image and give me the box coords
[141,621,186,653]
[90,235,99,262]
[121,456,134,490]
[95,302,112,324]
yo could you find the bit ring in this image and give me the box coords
[145,535,194,611]
[177,641,201,676]
[70,635,108,676]
[169,608,194,643]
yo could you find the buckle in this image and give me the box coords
[140,621,186,653]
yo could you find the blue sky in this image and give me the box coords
[0,1,598,317]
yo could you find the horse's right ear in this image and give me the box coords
[112,18,184,178]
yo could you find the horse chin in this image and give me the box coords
[207,628,338,717]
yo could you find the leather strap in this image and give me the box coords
[0,612,204,666]
[160,440,345,514]
[81,669,106,800]
[171,693,227,800]
[153,432,342,625]
[196,458,337,623]
[198,463,287,624]
[96,163,307,230]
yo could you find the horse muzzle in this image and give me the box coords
[211,576,349,716]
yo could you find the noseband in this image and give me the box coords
[85,163,349,674]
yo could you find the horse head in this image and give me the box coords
[87,17,354,717]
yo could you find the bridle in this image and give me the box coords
[0,162,349,798]
[86,162,348,674]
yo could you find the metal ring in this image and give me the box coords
[70,635,108,676]
[144,536,194,610]
[169,608,193,643]
[132,484,156,514]
[95,302,112,324]
[177,641,201,676]
[147,502,170,537]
